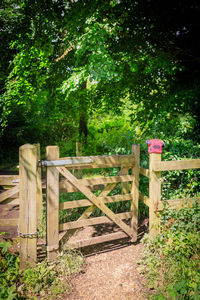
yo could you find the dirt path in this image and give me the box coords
[66,241,148,300]
[0,196,149,300]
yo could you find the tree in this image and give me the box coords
[1,0,200,155]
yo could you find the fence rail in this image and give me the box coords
[0,142,199,268]
[59,154,135,168]
[153,159,200,171]
[0,175,19,228]
[0,175,19,185]
[148,155,200,236]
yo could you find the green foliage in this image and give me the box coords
[0,238,20,299]
[139,202,200,299]
[1,0,200,157]
[161,138,200,199]
[22,249,84,299]
[0,233,84,299]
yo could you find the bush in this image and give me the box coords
[138,202,200,299]
[0,234,84,299]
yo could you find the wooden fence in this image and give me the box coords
[0,144,42,269]
[0,143,199,267]
[0,175,20,228]
[139,152,200,236]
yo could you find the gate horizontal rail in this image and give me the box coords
[46,145,140,259]
[60,194,132,209]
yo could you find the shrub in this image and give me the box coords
[138,202,200,299]
[0,233,84,299]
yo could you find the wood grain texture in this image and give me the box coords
[46,146,59,261]
[64,231,129,249]
[0,186,19,203]
[59,174,133,193]
[35,144,42,223]
[158,197,200,210]
[0,219,18,226]
[149,153,161,237]
[19,144,37,268]
[130,145,140,242]
[0,175,19,186]
[60,154,135,169]
[59,194,132,210]
[153,159,200,171]
[60,212,132,231]
[57,166,135,238]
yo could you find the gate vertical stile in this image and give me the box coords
[46,146,60,261]
[130,144,140,241]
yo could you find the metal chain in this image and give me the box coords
[17,225,38,238]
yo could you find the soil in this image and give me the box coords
[65,241,148,300]
[61,219,149,300]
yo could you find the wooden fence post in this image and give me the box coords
[130,144,140,241]
[19,144,38,269]
[149,153,161,236]
[46,146,59,261]
[35,144,42,223]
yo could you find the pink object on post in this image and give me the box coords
[145,139,165,154]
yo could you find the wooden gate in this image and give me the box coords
[45,145,140,260]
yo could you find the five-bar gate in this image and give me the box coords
[45,145,140,260]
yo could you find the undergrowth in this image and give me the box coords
[0,234,84,299]
[138,201,200,299]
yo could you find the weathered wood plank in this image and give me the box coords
[57,167,135,238]
[35,144,42,223]
[68,168,131,221]
[0,175,19,186]
[0,218,18,226]
[130,145,140,241]
[140,167,150,178]
[81,175,133,185]
[1,198,20,205]
[46,146,59,261]
[0,186,19,203]
[59,175,133,193]
[149,153,161,236]
[19,144,37,268]
[59,194,132,210]
[60,212,132,231]
[139,193,149,207]
[59,182,118,245]
[60,154,135,168]
[59,168,133,245]
[121,168,130,195]
[64,231,129,249]
[158,197,200,210]
[153,159,200,171]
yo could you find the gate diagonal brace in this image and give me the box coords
[57,166,135,238]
